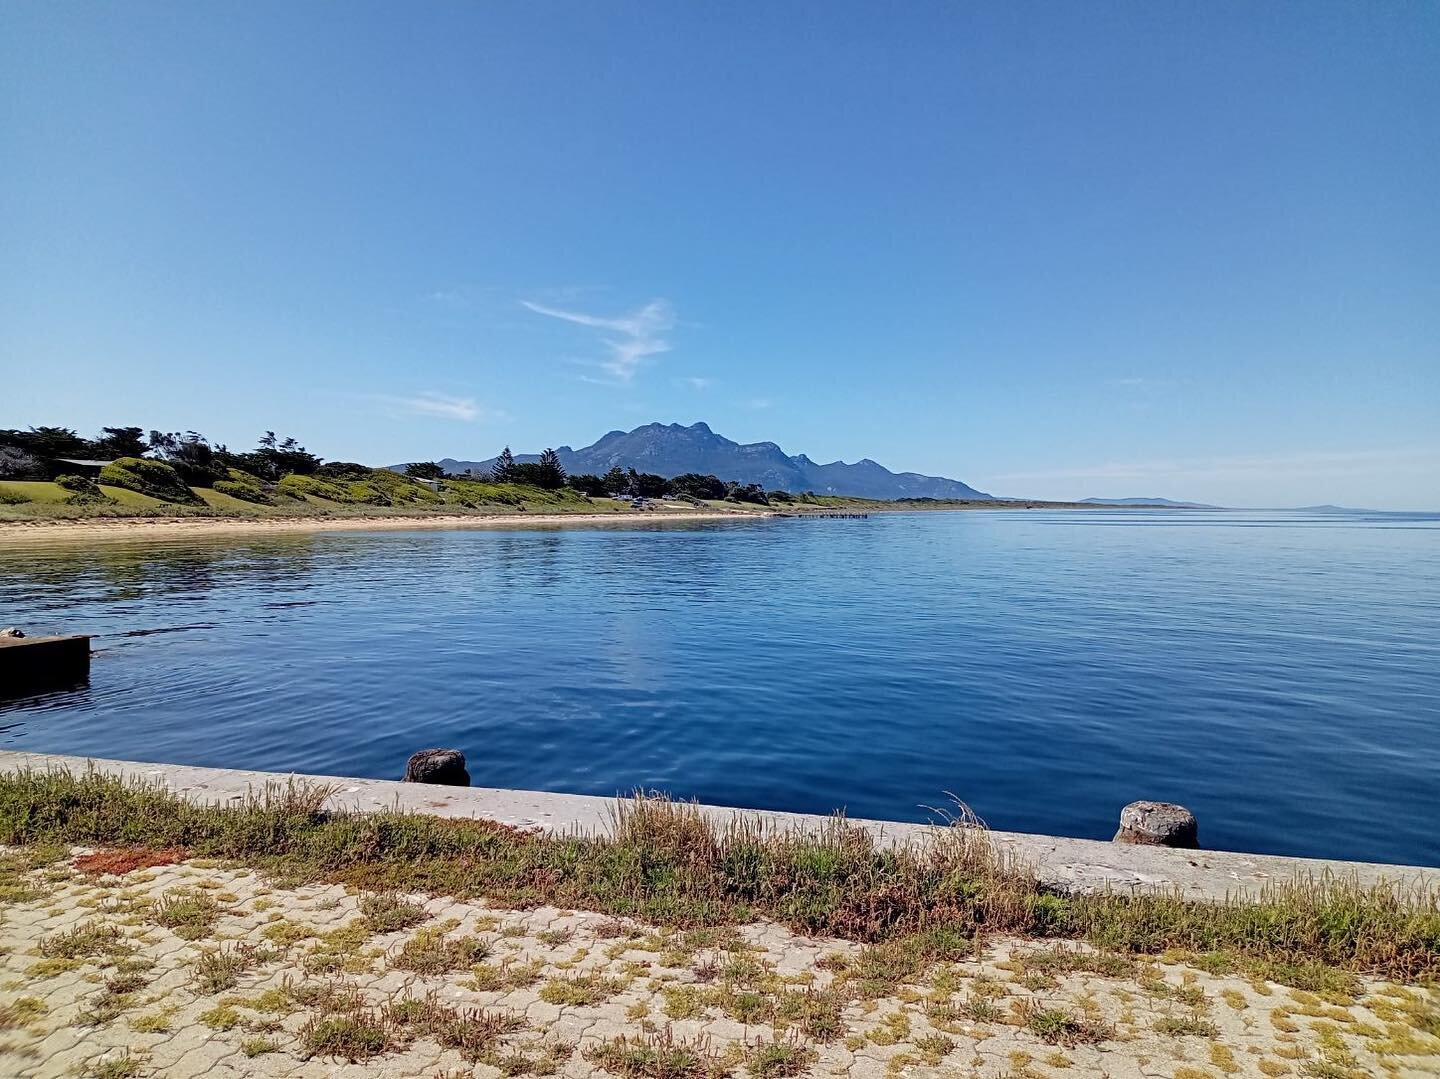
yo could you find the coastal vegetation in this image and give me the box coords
[0,423,1049,522]
[1,768,1436,988]
[0,425,623,521]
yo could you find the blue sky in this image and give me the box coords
[3,2,1437,507]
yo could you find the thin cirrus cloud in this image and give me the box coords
[522,299,675,383]
[369,392,492,422]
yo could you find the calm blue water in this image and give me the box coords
[2,510,1438,866]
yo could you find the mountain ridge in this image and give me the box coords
[424,421,993,500]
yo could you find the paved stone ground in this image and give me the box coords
[1,847,1436,1078]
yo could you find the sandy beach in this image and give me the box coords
[0,508,768,546]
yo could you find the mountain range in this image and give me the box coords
[428,421,994,500]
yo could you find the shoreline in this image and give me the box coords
[0,509,772,545]
[0,500,1126,545]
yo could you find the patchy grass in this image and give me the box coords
[538,972,625,1006]
[358,891,429,933]
[746,1037,816,1078]
[37,921,128,961]
[773,987,847,1042]
[300,1009,401,1062]
[484,1039,575,1076]
[1155,1013,1222,1038]
[0,996,46,1029]
[1020,1003,1115,1046]
[192,942,275,994]
[150,891,221,940]
[586,1030,733,1079]
[198,1004,244,1031]
[2,770,1438,987]
[83,1053,144,1079]
[414,1000,528,1063]
[260,918,314,947]
[393,925,492,975]
[240,1037,280,1058]
[302,921,373,974]
[465,958,545,992]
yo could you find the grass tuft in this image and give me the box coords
[192,942,276,994]
[393,925,491,975]
[586,1030,732,1079]
[359,891,429,933]
[151,891,221,940]
[1020,1002,1115,1046]
[538,972,625,1007]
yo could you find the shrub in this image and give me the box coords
[363,469,441,504]
[345,482,393,506]
[277,474,357,503]
[97,457,200,504]
[212,468,273,505]
[56,474,114,505]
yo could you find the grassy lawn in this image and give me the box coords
[1,769,1435,989]
[0,480,165,508]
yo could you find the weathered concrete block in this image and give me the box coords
[1114,801,1198,848]
[403,748,470,786]
[0,634,91,698]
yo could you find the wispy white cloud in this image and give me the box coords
[522,299,675,383]
[681,376,714,390]
[744,396,775,410]
[367,391,498,423]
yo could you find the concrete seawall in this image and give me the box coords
[2,749,1436,902]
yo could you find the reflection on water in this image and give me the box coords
[1,511,1438,866]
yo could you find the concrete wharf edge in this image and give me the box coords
[1,750,1436,903]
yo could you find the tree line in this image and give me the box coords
[413,446,785,505]
[3,426,792,505]
[0,425,332,486]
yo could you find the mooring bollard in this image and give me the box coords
[402,748,471,787]
[1113,800,1198,848]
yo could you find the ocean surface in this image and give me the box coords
[2,510,1438,866]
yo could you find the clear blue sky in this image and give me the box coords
[3,2,1437,507]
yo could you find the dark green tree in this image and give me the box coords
[404,461,447,480]
[147,430,226,487]
[241,433,322,480]
[2,426,91,460]
[634,472,672,497]
[566,473,609,497]
[536,448,566,490]
[491,447,517,483]
[95,426,148,458]
[725,482,769,505]
[602,466,629,495]
[508,462,547,486]
[670,472,728,499]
